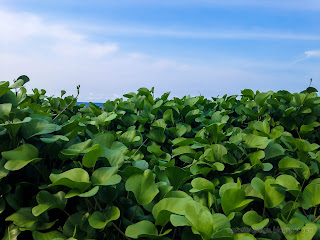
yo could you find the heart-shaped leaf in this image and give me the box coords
[88,206,120,229]
[125,220,171,239]
[82,144,104,168]
[32,191,67,216]
[243,211,269,230]
[221,188,254,215]
[125,169,159,205]
[49,168,91,192]
[91,167,121,186]
[2,144,41,171]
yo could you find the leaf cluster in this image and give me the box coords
[1,77,320,240]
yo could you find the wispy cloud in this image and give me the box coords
[74,0,320,11]
[191,0,320,10]
[304,50,320,58]
[293,50,320,63]
[84,25,320,41]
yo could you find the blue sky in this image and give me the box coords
[0,0,319,101]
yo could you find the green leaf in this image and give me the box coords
[91,167,121,186]
[0,197,5,214]
[172,146,195,157]
[32,231,67,240]
[152,197,192,226]
[2,144,41,171]
[5,208,55,231]
[253,119,270,134]
[300,122,320,134]
[82,144,104,168]
[234,233,256,240]
[119,130,140,145]
[255,92,272,105]
[243,211,269,230]
[163,109,174,123]
[281,201,299,221]
[274,175,301,196]
[221,188,253,215]
[9,75,30,89]
[279,158,310,180]
[211,144,227,162]
[190,177,215,193]
[147,128,166,143]
[40,135,69,143]
[277,219,317,240]
[0,103,12,117]
[222,154,237,165]
[49,168,91,192]
[88,206,120,229]
[294,139,319,152]
[60,139,93,159]
[251,178,286,208]
[62,212,95,238]
[243,134,271,149]
[32,191,67,216]
[165,166,191,190]
[241,89,255,99]
[125,169,159,205]
[65,186,100,198]
[125,220,170,239]
[265,143,285,159]
[170,214,191,227]
[147,143,165,156]
[101,141,127,167]
[182,200,215,238]
[21,118,61,139]
[0,117,32,137]
[1,224,21,240]
[300,183,320,209]
[0,84,10,98]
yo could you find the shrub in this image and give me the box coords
[0,76,320,240]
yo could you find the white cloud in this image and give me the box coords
[0,8,118,58]
[304,50,320,58]
[293,50,320,63]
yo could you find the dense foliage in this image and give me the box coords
[1,76,320,240]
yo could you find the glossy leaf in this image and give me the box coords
[2,144,41,171]
[125,169,159,205]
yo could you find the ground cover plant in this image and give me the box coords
[0,75,320,240]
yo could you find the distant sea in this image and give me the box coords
[76,102,104,108]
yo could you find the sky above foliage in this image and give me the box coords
[0,0,319,101]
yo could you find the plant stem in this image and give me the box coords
[130,205,138,222]
[33,164,47,182]
[112,222,131,240]
[297,199,308,217]
[93,196,131,240]
[262,205,266,219]
[86,198,95,211]
[61,209,70,217]
[93,196,103,210]
[128,138,149,161]
[286,178,306,221]
[183,151,210,169]
[313,215,320,223]
[172,228,177,240]
[53,89,80,121]
[313,206,317,221]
